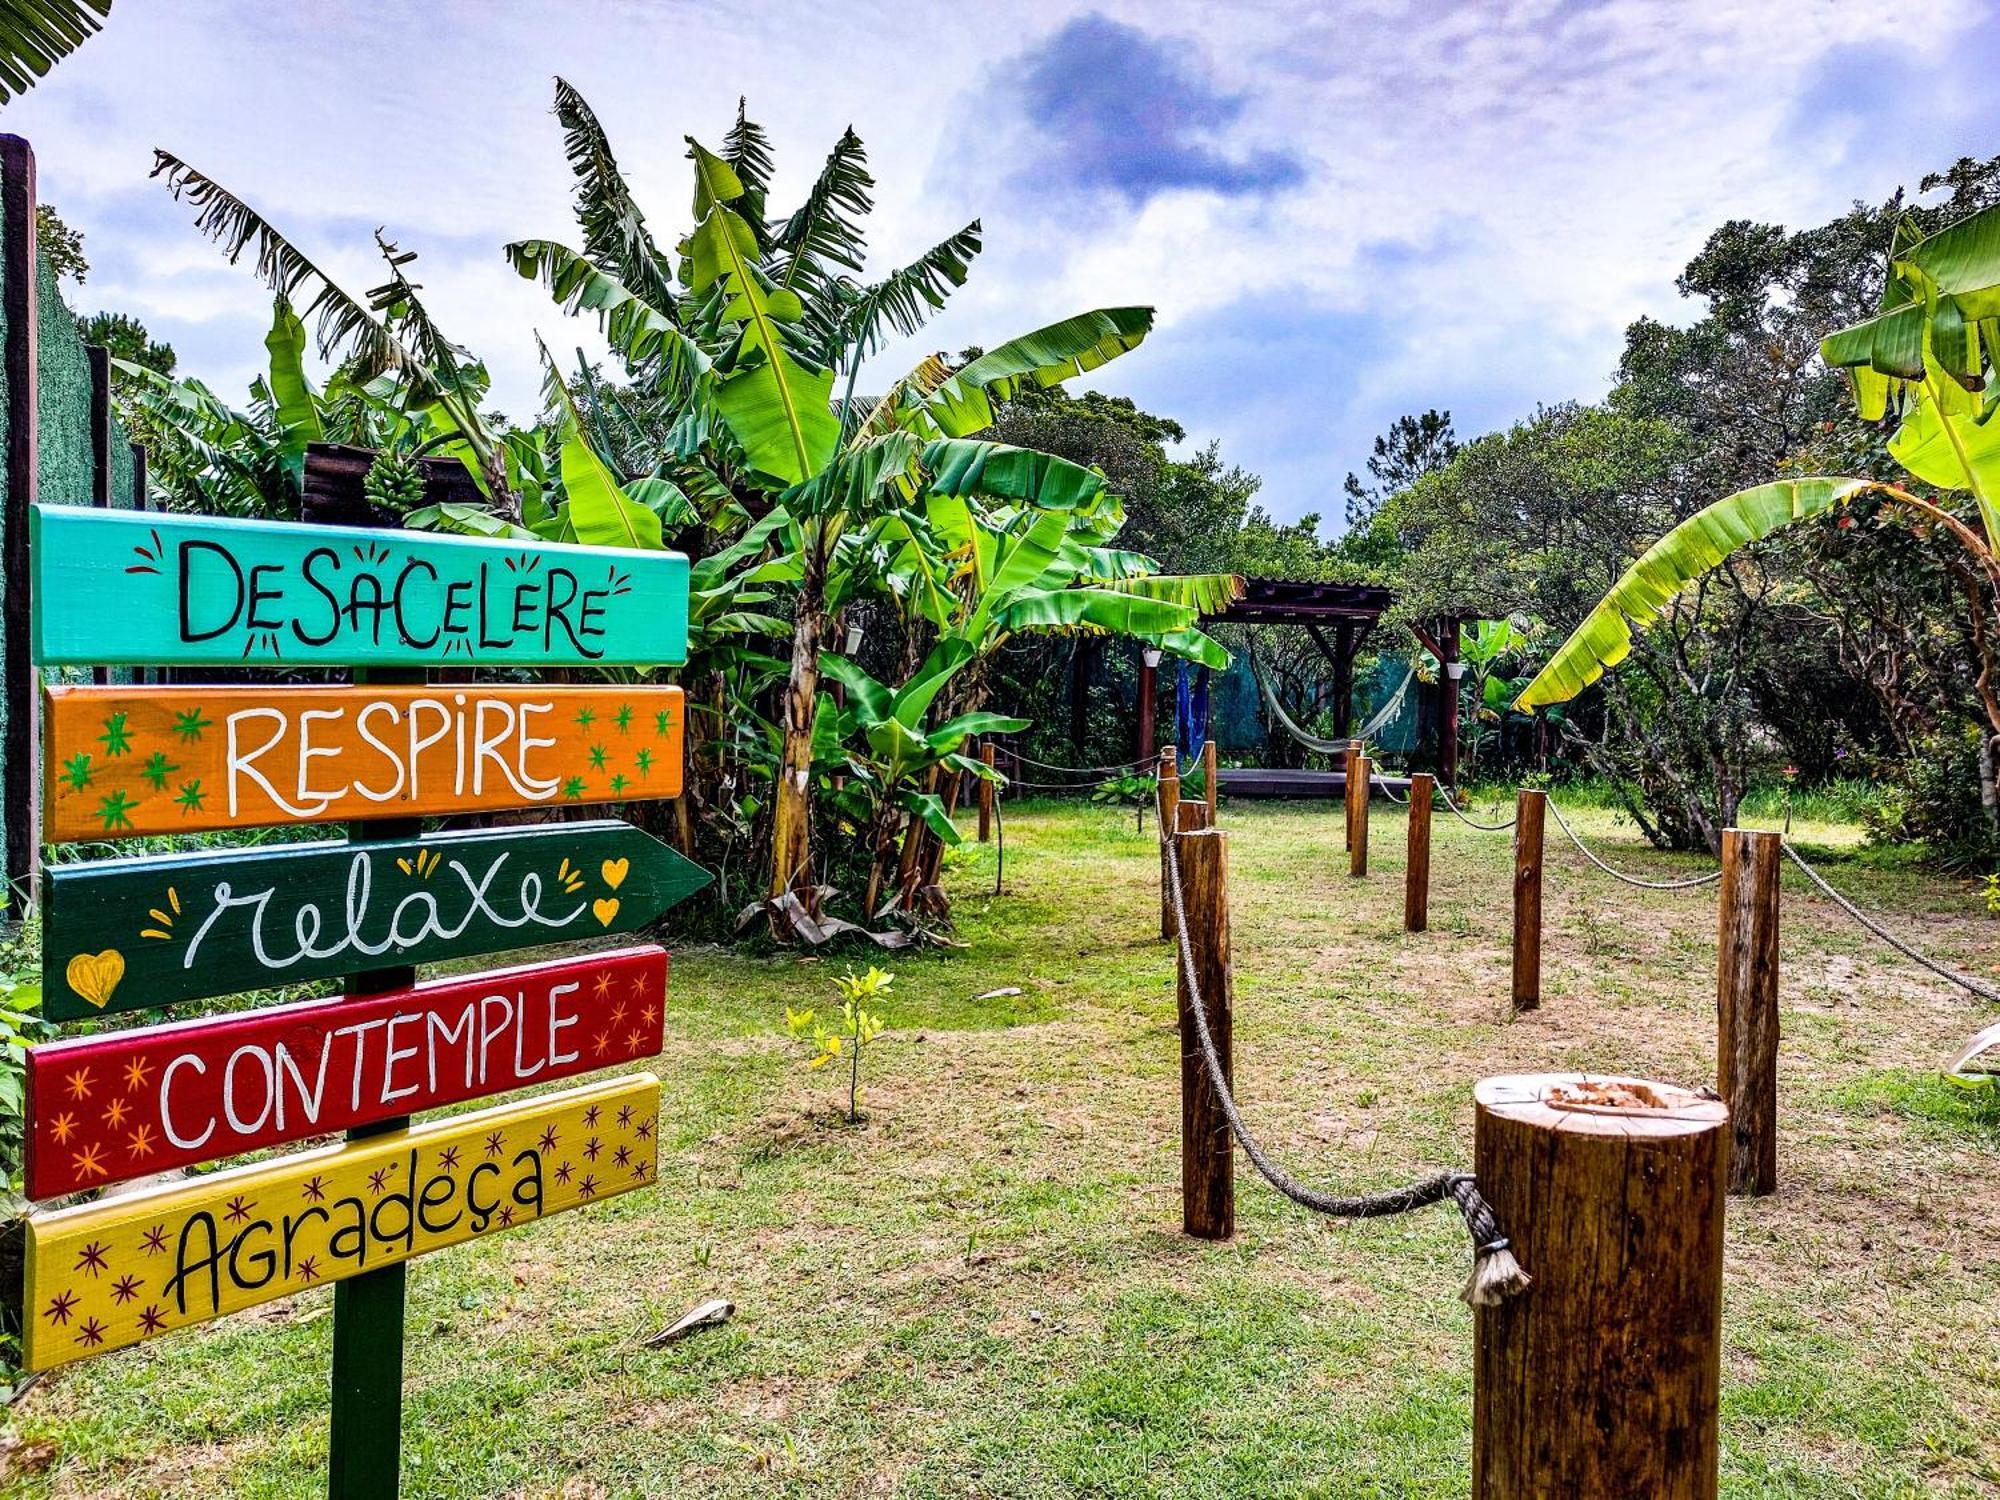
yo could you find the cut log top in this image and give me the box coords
[1474,1074,1728,1139]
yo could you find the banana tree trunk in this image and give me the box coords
[769,535,828,917]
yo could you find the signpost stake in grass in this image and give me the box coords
[1175,827,1233,1240]
[328,665,420,1500]
[1512,789,1546,1012]
[1157,746,1180,941]
[1405,772,1434,932]
[1473,1073,1727,1496]
[978,743,994,842]
[1349,754,1371,878]
[1202,739,1218,822]
[1717,827,1781,1196]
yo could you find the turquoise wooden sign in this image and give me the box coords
[29,505,689,668]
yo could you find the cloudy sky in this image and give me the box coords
[8,0,1999,530]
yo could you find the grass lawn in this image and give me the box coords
[4,795,1999,1497]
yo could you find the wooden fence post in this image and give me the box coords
[1343,740,1360,850]
[1174,825,1233,1240]
[1473,1073,1727,1497]
[1,135,39,916]
[1717,828,1781,1196]
[1158,746,1180,941]
[978,743,995,843]
[1405,772,1433,932]
[1202,738,1218,822]
[1349,754,1371,877]
[1512,789,1546,1013]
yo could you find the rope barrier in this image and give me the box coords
[1371,774,1410,806]
[1161,830,1529,1305]
[1000,748,1161,777]
[1781,842,2000,1004]
[1436,786,1517,832]
[1546,801,1723,892]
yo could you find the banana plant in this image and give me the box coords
[149,152,518,515]
[505,80,1229,926]
[1516,198,2000,713]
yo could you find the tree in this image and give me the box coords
[35,203,84,282]
[1516,180,2000,854]
[76,310,173,378]
[1344,409,1459,529]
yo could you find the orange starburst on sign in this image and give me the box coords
[101,1095,130,1130]
[127,1123,157,1159]
[71,1142,108,1180]
[593,1031,611,1057]
[630,972,648,1000]
[48,1110,78,1144]
[64,1068,93,1102]
[122,1056,154,1092]
[641,1004,659,1027]
[592,969,614,1000]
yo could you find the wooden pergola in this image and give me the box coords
[1137,577,1466,787]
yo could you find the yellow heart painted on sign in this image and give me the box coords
[66,949,126,1009]
[593,898,621,928]
[601,858,630,890]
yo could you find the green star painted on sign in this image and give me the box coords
[98,713,133,757]
[655,710,672,737]
[588,744,609,771]
[561,775,586,801]
[139,752,179,791]
[609,773,629,795]
[613,703,634,734]
[95,790,138,831]
[635,747,654,779]
[60,753,94,792]
[171,708,212,744]
[174,779,206,815]
[574,706,596,731]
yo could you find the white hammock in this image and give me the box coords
[1251,651,1417,755]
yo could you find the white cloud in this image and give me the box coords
[3,0,1994,530]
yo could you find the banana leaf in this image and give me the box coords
[262,297,322,482]
[922,308,1154,437]
[1514,477,1872,710]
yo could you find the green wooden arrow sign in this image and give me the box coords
[29,505,689,668]
[41,820,711,1021]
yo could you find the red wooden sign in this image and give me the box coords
[23,946,666,1201]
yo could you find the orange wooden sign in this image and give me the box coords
[43,684,683,842]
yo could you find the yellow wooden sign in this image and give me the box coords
[22,1073,660,1372]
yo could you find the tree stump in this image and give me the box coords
[1473,1073,1727,1498]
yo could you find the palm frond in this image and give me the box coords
[722,96,775,250]
[0,0,111,104]
[836,219,981,361]
[552,76,679,313]
[774,127,872,295]
[150,149,408,379]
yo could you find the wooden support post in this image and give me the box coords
[1157,746,1179,941]
[1174,826,1233,1240]
[977,743,994,843]
[1,135,38,916]
[1202,738,1217,821]
[1349,754,1371,878]
[1405,772,1433,932]
[1175,799,1211,836]
[1512,789,1545,1013]
[1473,1073,1727,1497]
[1343,740,1360,849]
[1136,651,1157,766]
[1717,828,1781,1197]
